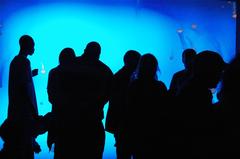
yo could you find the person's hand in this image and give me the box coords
[32,69,38,77]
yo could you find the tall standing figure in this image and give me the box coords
[46,48,76,151]
[121,53,168,158]
[105,50,141,159]
[0,35,40,159]
[174,51,226,159]
[217,55,240,158]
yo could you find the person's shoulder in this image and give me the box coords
[155,80,167,89]
[156,80,165,86]
[10,56,17,64]
[113,67,127,77]
[98,60,110,68]
[173,69,186,77]
[155,80,165,85]
[11,55,29,66]
[98,60,113,75]
[48,66,59,76]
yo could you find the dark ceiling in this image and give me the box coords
[0,0,234,4]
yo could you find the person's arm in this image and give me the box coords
[32,69,38,77]
[19,59,38,118]
[47,69,55,104]
[169,73,178,95]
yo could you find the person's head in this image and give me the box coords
[137,53,159,80]
[193,50,225,88]
[59,48,76,65]
[123,50,141,70]
[19,35,35,56]
[83,41,101,59]
[182,48,197,70]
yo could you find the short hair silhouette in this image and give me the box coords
[138,53,158,79]
[182,48,197,70]
[59,48,76,65]
[123,50,141,68]
[19,35,34,52]
[193,51,225,75]
[193,50,225,88]
[83,41,101,59]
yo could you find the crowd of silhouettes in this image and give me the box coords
[0,34,240,159]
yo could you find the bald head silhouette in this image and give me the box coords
[19,35,35,56]
[83,41,101,60]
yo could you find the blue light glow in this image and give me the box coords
[0,2,236,159]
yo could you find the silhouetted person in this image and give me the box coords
[0,35,41,159]
[105,50,141,159]
[217,55,240,158]
[173,50,226,159]
[169,48,196,96]
[54,41,113,159]
[120,53,168,159]
[46,48,76,151]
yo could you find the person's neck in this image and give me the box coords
[19,51,28,57]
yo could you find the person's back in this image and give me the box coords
[46,48,76,151]
[174,50,226,159]
[121,53,168,158]
[169,48,196,96]
[54,41,113,159]
[105,50,140,159]
[8,55,37,120]
[217,55,240,158]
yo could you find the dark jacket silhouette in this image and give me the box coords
[217,55,240,158]
[119,53,168,159]
[173,50,226,159]
[0,35,40,159]
[53,41,113,159]
[105,50,140,159]
[46,48,76,151]
[169,48,196,96]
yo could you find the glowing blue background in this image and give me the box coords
[0,1,236,158]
